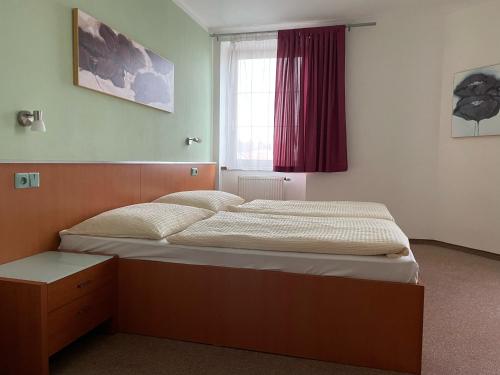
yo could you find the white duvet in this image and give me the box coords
[228,199,394,221]
[167,211,410,258]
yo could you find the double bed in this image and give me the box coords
[59,195,424,374]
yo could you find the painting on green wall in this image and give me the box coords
[72,9,174,112]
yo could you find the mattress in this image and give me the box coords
[59,232,419,283]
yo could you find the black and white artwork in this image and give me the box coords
[452,64,500,137]
[73,9,174,112]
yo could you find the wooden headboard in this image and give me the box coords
[0,162,216,264]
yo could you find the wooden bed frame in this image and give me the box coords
[0,162,424,374]
[118,260,424,374]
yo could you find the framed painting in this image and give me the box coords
[452,63,500,137]
[72,9,174,112]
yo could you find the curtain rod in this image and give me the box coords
[210,22,376,38]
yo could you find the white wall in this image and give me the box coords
[306,9,444,239]
[434,1,500,254]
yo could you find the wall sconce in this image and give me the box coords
[17,110,46,132]
[185,137,202,145]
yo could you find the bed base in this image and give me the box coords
[118,258,424,374]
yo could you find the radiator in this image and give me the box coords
[238,176,285,201]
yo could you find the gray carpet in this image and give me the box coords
[50,244,500,375]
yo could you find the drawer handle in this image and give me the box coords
[77,280,92,289]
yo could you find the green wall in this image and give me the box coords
[0,0,212,161]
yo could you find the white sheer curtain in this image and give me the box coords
[219,34,277,171]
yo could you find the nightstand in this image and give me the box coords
[0,251,117,375]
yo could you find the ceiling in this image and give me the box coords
[173,0,478,33]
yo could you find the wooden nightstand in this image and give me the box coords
[0,251,117,375]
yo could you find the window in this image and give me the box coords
[220,37,277,170]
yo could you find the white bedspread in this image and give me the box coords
[228,199,395,221]
[167,211,410,257]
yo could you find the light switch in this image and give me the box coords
[15,173,30,189]
[29,172,40,188]
[191,167,199,176]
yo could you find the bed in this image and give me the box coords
[0,161,424,374]
[59,203,424,375]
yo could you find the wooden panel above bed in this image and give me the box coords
[0,163,216,264]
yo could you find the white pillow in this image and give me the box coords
[65,203,213,240]
[153,190,244,212]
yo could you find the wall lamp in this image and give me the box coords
[185,137,202,145]
[17,110,46,132]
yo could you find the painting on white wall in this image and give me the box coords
[72,9,174,112]
[452,64,500,137]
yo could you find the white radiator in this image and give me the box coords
[238,176,285,201]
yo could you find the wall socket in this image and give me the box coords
[15,172,40,189]
[190,167,199,176]
[15,173,30,189]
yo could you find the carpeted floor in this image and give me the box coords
[50,244,500,375]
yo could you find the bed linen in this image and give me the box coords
[58,232,419,283]
[228,199,395,221]
[167,211,409,257]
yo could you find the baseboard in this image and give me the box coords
[410,239,500,261]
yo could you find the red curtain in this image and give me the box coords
[273,26,347,172]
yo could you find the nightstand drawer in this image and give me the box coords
[48,283,114,355]
[48,258,115,311]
